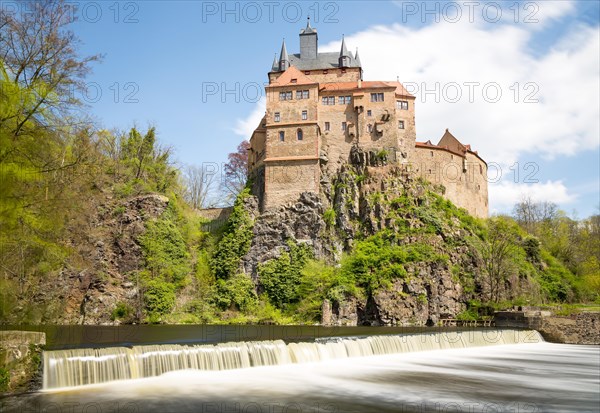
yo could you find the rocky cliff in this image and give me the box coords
[242,146,487,326]
[4,194,170,325]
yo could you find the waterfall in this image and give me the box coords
[43,329,543,390]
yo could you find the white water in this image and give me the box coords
[43,329,542,390]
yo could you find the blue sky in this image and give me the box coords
[63,1,598,217]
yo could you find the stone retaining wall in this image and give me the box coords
[0,330,45,393]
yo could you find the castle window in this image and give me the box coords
[480,165,483,174]
[324,122,330,131]
[370,93,384,102]
[322,96,335,105]
[398,120,405,129]
[367,110,372,117]
[397,100,409,110]
[302,110,307,120]
[274,112,280,122]
[451,154,453,160]
[338,96,352,105]
[477,184,481,190]
[279,91,292,101]
[430,151,434,157]
[297,129,303,141]
[323,70,328,74]
[279,131,285,141]
[341,122,347,131]
[291,78,297,83]
[297,90,310,99]
[367,124,372,133]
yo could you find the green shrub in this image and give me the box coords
[143,279,176,318]
[215,273,257,313]
[111,302,133,321]
[139,205,191,285]
[0,368,9,392]
[211,189,254,279]
[323,208,336,227]
[259,241,312,308]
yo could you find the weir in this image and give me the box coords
[43,329,543,390]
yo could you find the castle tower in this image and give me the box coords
[299,17,318,59]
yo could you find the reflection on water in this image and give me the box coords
[2,342,599,413]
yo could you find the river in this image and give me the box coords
[1,329,598,412]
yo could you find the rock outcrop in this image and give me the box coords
[248,146,483,326]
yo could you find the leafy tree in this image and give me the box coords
[259,241,312,308]
[221,140,249,201]
[210,189,254,279]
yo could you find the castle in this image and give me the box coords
[248,20,488,218]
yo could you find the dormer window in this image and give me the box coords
[323,70,328,74]
[291,78,297,83]
[305,71,310,75]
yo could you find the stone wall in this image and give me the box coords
[494,311,600,344]
[269,67,360,84]
[412,146,488,218]
[538,312,600,345]
[0,331,45,393]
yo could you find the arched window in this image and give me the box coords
[297,129,303,140]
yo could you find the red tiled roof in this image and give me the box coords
[319,80,415,97]
[267,66,317,87]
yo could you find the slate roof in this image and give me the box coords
[271,52,361,72]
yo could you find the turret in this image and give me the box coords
[278,40,290,71]
[339,35,351,67]
[299,16,318,59]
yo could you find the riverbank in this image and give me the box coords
[494,311,600,344]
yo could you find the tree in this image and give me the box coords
[221,140,249,202]
[480,218,521,303]
[183,164,218,209]
[0,0,101,135]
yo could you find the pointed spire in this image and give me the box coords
[339,35,351,68]
[301,15,317,34]
[355,47,362,67]
[271,53,278,71]
[339,35,350,58]
[279,39,290,71]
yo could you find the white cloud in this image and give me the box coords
[319,17,599,165]
[233,97,266,137]
[489,180,577,213]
